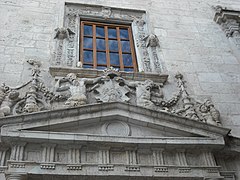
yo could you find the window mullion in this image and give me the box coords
[93,25,97,69]
[105,26,110,67]
[128,27,137,72]
[117,27,124,71]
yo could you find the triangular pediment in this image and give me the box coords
[0,102,230,147]
[27,117,201,138]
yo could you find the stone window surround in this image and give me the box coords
[53,2,163,74]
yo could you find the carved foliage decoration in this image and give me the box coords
[0,60,61,117]
[0,64,221,126]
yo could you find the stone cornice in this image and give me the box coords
[49,67,169,84]
[0,102,231,137]
[214,6,240,37]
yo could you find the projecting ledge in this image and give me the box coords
[49,67,168,83]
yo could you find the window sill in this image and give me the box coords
[49,67,168,84]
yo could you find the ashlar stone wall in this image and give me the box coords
[0,0,239,135]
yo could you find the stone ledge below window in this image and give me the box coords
[49,67,168,84]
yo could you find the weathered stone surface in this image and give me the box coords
[0,0,240,179]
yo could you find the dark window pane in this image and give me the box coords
[84,25,92,36]
[108,28,117,38]
[110,53,119,65]
[123,54,133,66]
[121,41,130,52]
[96,39,105,50]
[109,40,118,51]
[120,29,129,39]
[84,37,93,49]
[124,68,134,72]
[96,26,105,37]
[97,52,106,64]
[97,66,106,70]
[83,51,93,63]
[83,64,93,69]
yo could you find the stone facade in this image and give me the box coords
[0,0,240,180]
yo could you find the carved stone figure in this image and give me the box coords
[197,99,221,126]
[124,79,163,109]
[54,27,75,40]
[145,34,160,48]
[0,89,19,117]
[55,73,103,107]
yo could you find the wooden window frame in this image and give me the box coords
[80,21,138,72]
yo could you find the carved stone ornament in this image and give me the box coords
[55,72,103,107]
[144,33,162,72]
[214,7,240,49]
[52,3,159,72]
[145,34,160,48]
[0,64,221,126]
[54,27,75,40]
[0,60,61,117]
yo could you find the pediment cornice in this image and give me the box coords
[0,102,230,138]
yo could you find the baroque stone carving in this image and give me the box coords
[54,28,75,40]
[144,33,161,72]
[54,27,75,66]
[145,34,160,48]
[0,60,60,117]
[94,68,131,103]
[0,64,222,126]
[55,73,103,107]
[165,73,222,126]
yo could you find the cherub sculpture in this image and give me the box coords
[54,27,75,40]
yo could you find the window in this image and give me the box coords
[80,21,138,72]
